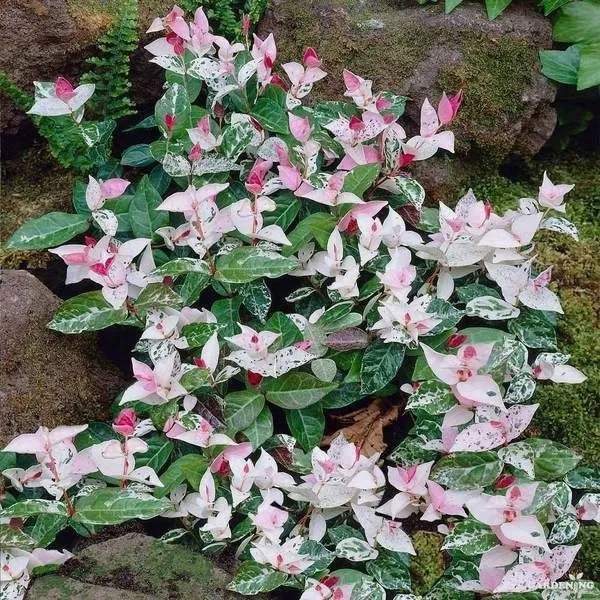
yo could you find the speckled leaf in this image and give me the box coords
[360,339,405,394]
[226,560,289,594]
[548,512,580,544]
[48,291,128,334]
[465,296,520,320]
[336,537,379,561]
[365,550,411,590]
[5,212,89,250]
[430,452,503,489]
[442,518,497,555]
[241,279,271,322]
[406,381,456,414]
[565,466,600,490]
[215,247,297,283]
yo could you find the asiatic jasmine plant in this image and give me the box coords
[2,6,597,600]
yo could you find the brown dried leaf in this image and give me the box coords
[322,397,400,456]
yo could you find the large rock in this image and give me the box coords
[0,270,126,446]
[0,0,172,148]
[258,0,556,200]
[29,533,247,600]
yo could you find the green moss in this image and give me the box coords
[438,37,536,157]
[260,1,436,102]
[0,147,74,269]
[409,531,445,594]
[469,151,600,580]
[575,525,600,582]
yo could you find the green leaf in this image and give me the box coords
[121,143,154,167]
[0,451,16,471]
[430,452,503,489]
[360,339,405,394]
[328,525,365,544]
[0,500,67,518]
[342,163,380,197]
[264,372,337,409]
[75,422,116,449]
[543,0,571,14]
[135,435,173,472]
[485,0,512,19]
[151,258,211,277]
[456,283,500,303]
[242,405,274,449]
[224,390,265,431]
[365,550,411,590]
[578,42,600,90]
[181,322,219,348]
[283,212,337,256]
[311,358,337,382]
[540,46,581,85]
[27,515,68,547]
[285,403,325,451]
[215,247,297,283]
[73,488,171,525]
[129,175,169,239]
[553,0,600,43]
[264,312,303,348]
[211,296,243,337]
[155,454,208,498]
[5,212,89,250]
[263,194,301,231]
[227,561,289,594]
[445,0,464,12]
[252,98,290,134]
[241,279,271,322]
[442,518,497,555]
[48,291,127,334]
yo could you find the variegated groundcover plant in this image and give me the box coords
[1,6,599,600]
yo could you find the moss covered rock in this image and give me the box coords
[48,533,247,599]
[258,0,556,200]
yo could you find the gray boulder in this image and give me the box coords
[0,270,126,446]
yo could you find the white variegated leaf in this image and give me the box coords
[541,217,579,241]
[465,296,520,320]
